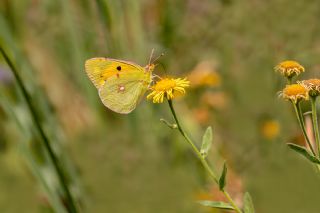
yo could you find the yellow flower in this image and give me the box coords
[274,60,305,78]
[298,78,320,97]
[147,78,190,103]
[280,84,309,103]
[261,120,280,140]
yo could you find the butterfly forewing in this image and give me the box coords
[85,58,145,88]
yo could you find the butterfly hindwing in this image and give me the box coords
[98,75,147,114]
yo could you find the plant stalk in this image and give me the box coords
[167,99,242,213]
[311,96,320,156]
[0,47,78,213]
[293,101,316,156]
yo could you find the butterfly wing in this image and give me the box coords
[85,57,152,113]
[98,72,150,114]
[85,57,144,88]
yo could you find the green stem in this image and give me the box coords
[0,47,78,213]
[167,100,243,213]
[311,96,320,156]
[293,101,316,156]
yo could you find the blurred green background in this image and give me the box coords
[1,0,320,212]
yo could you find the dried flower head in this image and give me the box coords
[275,60,305,78]
[147,77,190,103]
[298,78,320,97]
[280,84,309,103]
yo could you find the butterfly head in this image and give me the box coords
[145,64,155,72]
[146,49,164,73]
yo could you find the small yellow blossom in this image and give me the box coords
[261,120,280,140]
[298,78,320,97]
[147,78,190,103]
[280,84,309,103]
[274,60,305,78]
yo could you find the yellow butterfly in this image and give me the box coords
[85,56,155,114]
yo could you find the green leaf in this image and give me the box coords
[200,126,213,158]
[198,200,235,210]
[219,161,227,190]
[160,118,178,129]
[243,192,255,213]
[287,143,320,164]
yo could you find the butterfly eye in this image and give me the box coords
[117,66,121,71]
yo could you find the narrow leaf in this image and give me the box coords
[243,192,255,213]
[219,161,227,190]
[287,143,320,164]
[198,200,235,210]
[160,118,178,129]
[200,126,213,158]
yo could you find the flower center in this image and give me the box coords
[283,84,307,96]
[280,60,302,69]
[154,78,177,91]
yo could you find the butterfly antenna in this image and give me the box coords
[148,48,155,65]
[151,53,164,64]
[152,74,162,80]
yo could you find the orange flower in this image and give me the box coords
[280,84,309,103]
[299,78,320,97]
[261,120,280,140]
[275,60,305,78]
[188,61,221,88]
[201,91,229,110]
